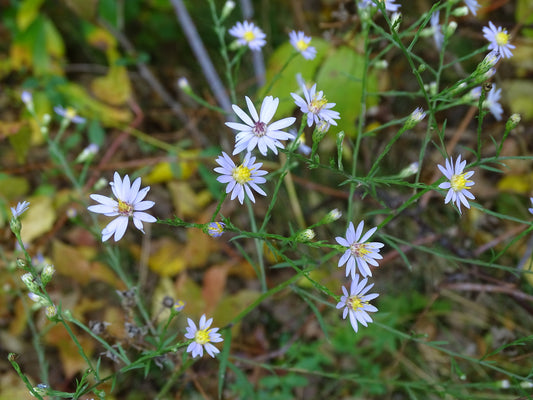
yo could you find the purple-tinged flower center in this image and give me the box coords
[348,295,364,311]
[117,199,134,216]
[350,242,371,258]
[252,121,267,137]
[310,95,328,114]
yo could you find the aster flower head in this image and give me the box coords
[336,275,379,333]
[336,221,384,278]
[482,22,515,59]
[291,82,340,127]
[484,86,503,121]
[88,172,157,242]
[226,96,296,156]
[54,106,86,124]
[229,21,266,51]
[529,198,533,215]
[207,222,226,238]
[11,201,30,218]
[215,152,267,204]
[184,314,223,358]
[289,30,317,60]
[360,0,401,12]
[464,0,480,15]
[431,11,444,50]
[437,155,475,215]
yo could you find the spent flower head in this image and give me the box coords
[184,314,223,358]
[215,152,267,204]
[289,30,317,60]
[437,155,475,215]
[336,275,379,333]
[291,82,340,127]
[336,221,384,278]
[226,96,295,156]
[229,21,266,51]
[88,172,157,242]
[483,22,515,59]
[54,106,86,124]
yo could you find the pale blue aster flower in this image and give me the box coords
[88,172,157,242]
[291,81,340,127]
[226,96,295,156]
[464,0,480,15]
[482,22,515,59]
[214,152,267,204]
[336,221,384,278]
[484,86,503,121]
[437,155,475,215]
[431,11,444,50]
[229,21,266,51]
[360,0,401,12]
[54,106,86,124]
[184,314,223,358]
[336,275,379,333]
[529,198,533,215]
[289,30,317,60]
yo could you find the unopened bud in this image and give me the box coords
[220,0,236,20]
[173,300,185,313]
[452,6,468,17]
[295,229,315,242]
[404,107,426,129]
[506,113,521,131]
[41,264,55,286]
[21,273,40,293]
[445,21,457,37]
[324,208,342,223]
[398,161,419,178]
[391,12,402,32]
[207,222,225,238]
[45,305,57,319]
[32,383,49,397]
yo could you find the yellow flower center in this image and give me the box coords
[195,329,210,345]
[348,295,365,311]
[296,39,308,51]
[350,242,371,258]
[65,107,77,120]
[117,199,134,216]
[243,31,256,43]
[309,96,328,114]
[495,31,509,46]
[232,164,252,184]
[450,173,470,192]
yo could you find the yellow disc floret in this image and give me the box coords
[65,107,77,120]
[450,173,470,192]
[118,199,134,216]
[348,295,364,311]
[232,164,252,184]
[195,329,210,345]
[310,96,328,114]
[495,31,509,46]
[243,30,256,43]
[350,242,371,258]
[296,39,308,51]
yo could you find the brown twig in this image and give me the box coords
[440,282,533,303]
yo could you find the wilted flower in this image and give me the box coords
[483,22,515,59]
[229,21,266,51]
[437,155,475,215]
[336,221,384,278]
[336,275,379,333]
[225,96,295,156]
[88,172,157,242]
[184,314,223,358]
[214,152,267,204]
[289,30,317,60]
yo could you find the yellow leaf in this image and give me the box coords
[20,195,56,243]
[84,24,117,52]
[148,238,186,277]
[91,66,132,106]
[144,152,200,184]
[497,173,533,194]
[16,0,45,30]
[169,182,212,218]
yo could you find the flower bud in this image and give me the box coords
[452,6,468,17]
[45,305,57,319]
[506,113,521,131]
[295,229,315,242]
[207,222,225,238]
[323,208,342,223]
[21,273,40,293]
[220,0,236,20]
[404,107,426,129]
[391,12,402,32]
[31,383,49,397]
[398,161,419,178]
[173,300,186,313]
[41,264,55,286]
